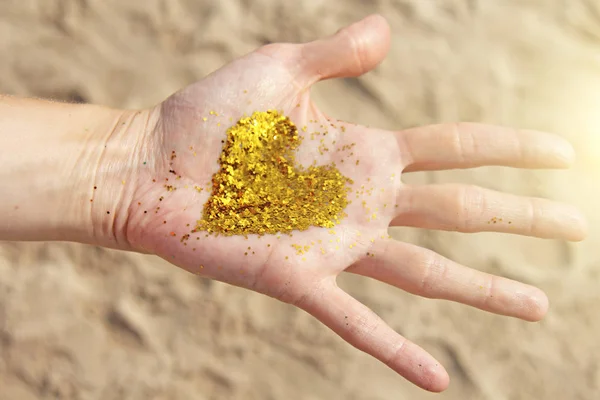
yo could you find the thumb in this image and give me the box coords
[298,14,391,86]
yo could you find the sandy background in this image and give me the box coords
[1,0,600,399]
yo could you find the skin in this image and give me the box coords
[0,14,587,392]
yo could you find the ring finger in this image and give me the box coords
[346,239,548,321]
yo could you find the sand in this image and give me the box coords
[1,1,600,399]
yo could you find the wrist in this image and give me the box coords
[0,95,159,249]
[85,106,160,250]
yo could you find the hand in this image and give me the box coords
[118,15,586,392]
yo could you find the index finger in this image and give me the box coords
[396,123,575,172]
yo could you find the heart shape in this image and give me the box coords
[197,110,353,236]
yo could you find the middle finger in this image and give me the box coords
[391,183,587,241]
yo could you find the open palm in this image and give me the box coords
[123,15,586,392]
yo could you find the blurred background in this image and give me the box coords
[1,0,599,399]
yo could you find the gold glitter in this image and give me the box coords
[291,244,312,255]
[196,110,352,236]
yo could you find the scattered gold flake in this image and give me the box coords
[291,244,312,255]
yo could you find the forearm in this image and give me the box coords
[0,95,151,248]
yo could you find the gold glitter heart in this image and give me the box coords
[196,110,352,236]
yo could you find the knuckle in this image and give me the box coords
[338,25,368,75]
[419,252,446,295]
[456,184,486,232]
